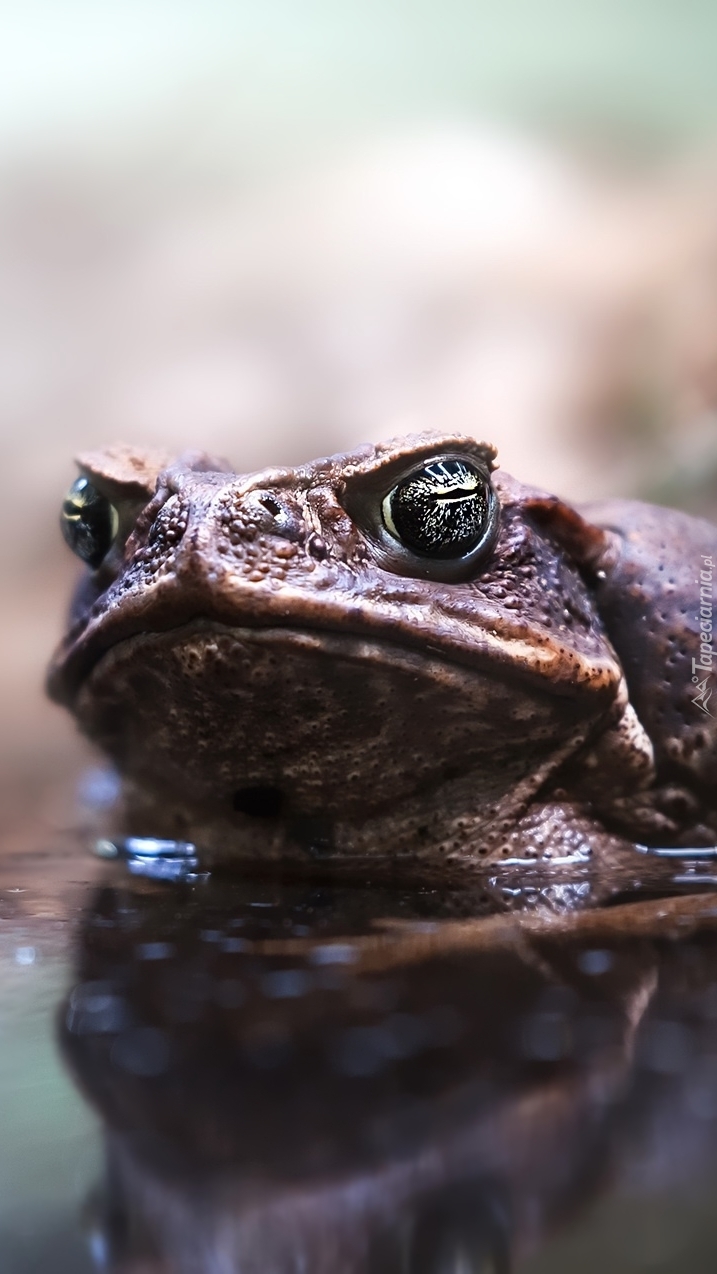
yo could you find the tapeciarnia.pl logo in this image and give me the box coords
[692,554,714,717]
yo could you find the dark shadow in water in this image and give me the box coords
[57,875,717,1273]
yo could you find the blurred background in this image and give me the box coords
[2,0,717,837]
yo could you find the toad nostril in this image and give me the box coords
[241,490,301,537]
[233,786,284,818]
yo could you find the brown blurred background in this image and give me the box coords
[2,0,717,843]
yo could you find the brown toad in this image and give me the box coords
[48,433,717,877]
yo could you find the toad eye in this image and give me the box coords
[382,458,493,559]
[60,477,119,568]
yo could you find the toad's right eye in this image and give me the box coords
[60,477,118,568]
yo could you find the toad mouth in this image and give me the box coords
[48,589,620,714]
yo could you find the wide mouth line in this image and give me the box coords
[57,607,615,714]
[75,612,504,680]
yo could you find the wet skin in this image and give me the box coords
[47,432,717,877]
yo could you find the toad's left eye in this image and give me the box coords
[382,458,493,559]
[60,477,118,568]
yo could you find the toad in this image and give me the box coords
[47,433,717,877]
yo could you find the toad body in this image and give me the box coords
[48,433,717,877]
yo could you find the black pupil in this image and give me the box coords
[386,459,489,558]
[61,477,115,568]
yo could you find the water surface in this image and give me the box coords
[4,831,717,1272]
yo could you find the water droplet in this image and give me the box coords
[136,942,175,961]
[262,968,312,999]
[577,949,613,976]
[310,943,358,966]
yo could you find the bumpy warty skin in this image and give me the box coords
[47,432,717,877]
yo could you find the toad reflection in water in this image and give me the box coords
[60,878,717,1273]
[48,434,717,881]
